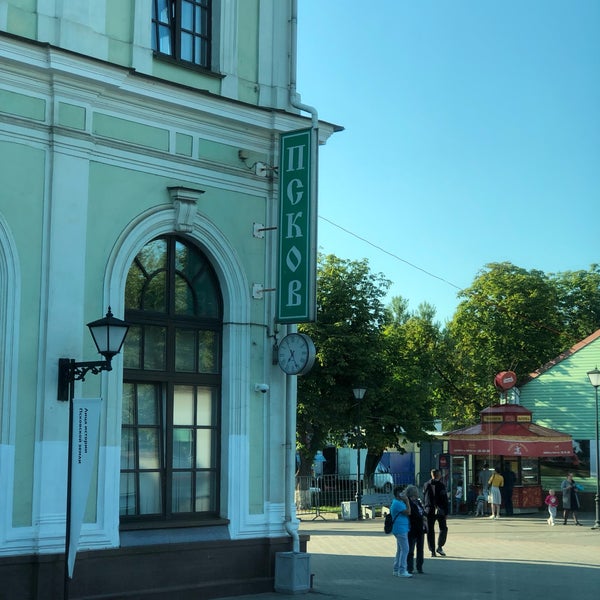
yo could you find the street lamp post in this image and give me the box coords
[57,307,130,599]
[586,367,600,530]
[353,387,366,520]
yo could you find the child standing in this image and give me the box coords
[454,481,463,514]
[475,486,486,517]
[545,489,559,526]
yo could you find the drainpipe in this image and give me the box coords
[290,0,318,128]
[283,2,316,554]
[283,349,300,553]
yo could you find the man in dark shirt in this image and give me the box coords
[502,466,516,516]
[423,469,449,557]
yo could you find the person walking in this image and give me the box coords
[390,485,413,578]
[487,466,504,519]
[423,469,449,557]
[544,489,559,526]
[561,472,582,525]
[405,485,426,574]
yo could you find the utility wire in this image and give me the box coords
[319,215,462,291]
[319,215,563,335]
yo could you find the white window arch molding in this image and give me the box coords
[95,204,252,546]
[0,214,21,546]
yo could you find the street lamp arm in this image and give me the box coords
[57,358,113,402]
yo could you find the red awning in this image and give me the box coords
[447,404,573,458]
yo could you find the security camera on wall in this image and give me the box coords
[254,383,270,394]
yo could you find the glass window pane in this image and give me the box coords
[174,274,195,316]
[198,330,219,373]
[138,384,159,424]
[181,1,193,28]
[173,386,194,424]
[181,32,192,61]
[120,472,137,516]
[158,26,172,54]
[172,472,192,512]
[121,428,136,470]
[175,329,195,371]
[139,472,162,514]
[144,326,166,370]
[195,7,201,33]
[125,264,144,309]
[173,428,193,468]
[195,471,214,512]
[196,269,220,318]
[196,429,213,468]
[139,428,160,469]
[123,325,141,369]
[122,383,135,425]
[194,37,202,65]
[145,271,167,312]
[157,0,169,22]
[196,387,213,425]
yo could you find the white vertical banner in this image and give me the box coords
[68,398,102,578]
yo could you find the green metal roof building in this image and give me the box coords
[519,330,600,496]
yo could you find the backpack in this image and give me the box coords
[384,511,398,534]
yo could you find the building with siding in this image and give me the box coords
[0,2,339,598]
[519,330,600,496]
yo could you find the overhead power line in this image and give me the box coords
[319,215,462,291]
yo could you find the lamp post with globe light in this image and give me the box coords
[586,367,600,530]
[353,387,366,520]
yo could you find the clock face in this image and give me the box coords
[277,333,316,376]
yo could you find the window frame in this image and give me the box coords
[152,0,213,70]
[120,235,223,525]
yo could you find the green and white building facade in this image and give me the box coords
[0,2,338,597]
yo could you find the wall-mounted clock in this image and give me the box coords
[277,333,316,376]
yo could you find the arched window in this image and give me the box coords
[120,235,222,522]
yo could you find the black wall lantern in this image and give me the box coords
[57,307,130,401]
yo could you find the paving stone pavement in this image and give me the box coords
[222,512,600,600]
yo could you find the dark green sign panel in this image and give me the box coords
[277,128,317,323]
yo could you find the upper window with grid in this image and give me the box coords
[152,0,212,69]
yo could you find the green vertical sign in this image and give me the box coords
[277,128,317,323]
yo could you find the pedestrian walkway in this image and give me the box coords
[221,512,600,600]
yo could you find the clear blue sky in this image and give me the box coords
[296,0,600,323]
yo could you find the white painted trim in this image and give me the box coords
[102,203,254,546]
[0,213,21,549]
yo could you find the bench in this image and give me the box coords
[360,493,393,519]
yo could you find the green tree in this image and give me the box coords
[443,262,562,425]
[551,264,600,347]
[296,255,391,474]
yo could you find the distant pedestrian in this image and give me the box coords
[390,485,413,578]
[501,466,516,516]
[544,489,558,526]
[487,467,504,519]
[454,480,463,514]
[478,463,493,514]
[423,469,449,557]
[466,484,477,514]
[405,485,426,574]
[561,472,582,525]
[475,486,486,517]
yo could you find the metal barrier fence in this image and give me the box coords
[295,473,415,519]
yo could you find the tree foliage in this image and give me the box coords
[294,256,600,469]
[296,255,391,473]
[297,255,439,475]
[438,262,600,428]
